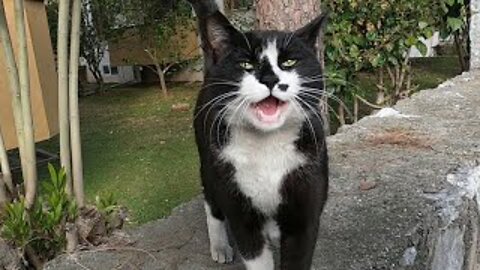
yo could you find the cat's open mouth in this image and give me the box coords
[251,96,288,124]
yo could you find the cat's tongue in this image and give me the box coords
[256,96,279,116]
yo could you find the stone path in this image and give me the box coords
[45,72,480,270]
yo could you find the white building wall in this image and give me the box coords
[409,32,440,58]
[81,45,136,84]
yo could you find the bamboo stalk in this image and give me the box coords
[14,0,37,208]
[57,0,73,196]
[0,126,13,193]
[0,0,28,197]
[69,0,85,207]
[0,125,12,206]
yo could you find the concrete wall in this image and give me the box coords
[471,0,480,69]
[0,0,58,150]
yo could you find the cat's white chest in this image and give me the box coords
[220,127,306,215]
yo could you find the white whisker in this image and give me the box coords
[292,97,319,153]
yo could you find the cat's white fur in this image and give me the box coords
[244,244,275,270]
[220,126,306,215]
[204,203,234,264]
[263,219,281,242]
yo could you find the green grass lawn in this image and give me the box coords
[39,83,202,224]
[36,57,460,225]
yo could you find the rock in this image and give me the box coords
[76,207,107,246]
[0,239,20,270]
[171,103,191,112]
[359,179,377,191]
[400,247,417,267]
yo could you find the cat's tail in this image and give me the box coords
[187,0,219,18]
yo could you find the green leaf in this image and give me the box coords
[405,36,417,47]
[447,17,464,32]
[418,21,428,30]
[446,0,456,6]
[48,163,57,187]
[416,42,428,56]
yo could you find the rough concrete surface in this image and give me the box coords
[45,72,480,270]
[471,0,480,69]
[0,238,20,269]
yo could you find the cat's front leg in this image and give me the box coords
[280,223,319,270]
[204,202,234,264]
[227,211,274,270]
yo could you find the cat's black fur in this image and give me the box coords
[190,1,329,269]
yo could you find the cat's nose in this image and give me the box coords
[278,84,289,91]
[260,75,279,90]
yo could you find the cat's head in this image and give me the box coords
[196,9,328,132]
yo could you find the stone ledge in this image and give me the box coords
[44,72,480,270]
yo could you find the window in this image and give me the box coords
[111,66,119,75]
[103,65,110,74]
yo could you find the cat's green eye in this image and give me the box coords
[240,62,255,71]
[281,59,298,68]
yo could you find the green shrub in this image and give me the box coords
[324,0,437,119]
[1,165,125,267]
[1,164,77,262]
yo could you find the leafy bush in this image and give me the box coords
[436,0,470,70]
[1,164,77,262]
[324,0,437,122]
[0,164,125,267]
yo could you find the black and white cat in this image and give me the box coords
[191,2,329,269]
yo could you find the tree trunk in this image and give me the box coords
[15,0,38,208]
[158,70,168,98]
[353,95,359,123]
[57,0,73,197]
[338,102,345,126]
[255,0,329,134]
[376,68,386,105]
[69,0,85,208]
[454,32,468,72]
[144,49,169,98]
[89,65,105,94]
[1,0,29,207]
[255,0,321,30]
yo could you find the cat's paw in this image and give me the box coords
[210,244,234,264]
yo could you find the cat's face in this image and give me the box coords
[198,11,327,132]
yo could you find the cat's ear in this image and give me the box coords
[198,11,242,62]
[295,12,329,49]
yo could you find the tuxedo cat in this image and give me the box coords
[191,2,328,269]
